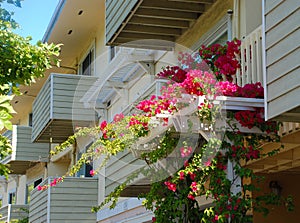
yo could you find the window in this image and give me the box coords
[28,113,33,127]
[26,178,42,204]
[33,178,42,188]
[80,48,95,76]
[8,191,16,204]
[77,142,93,177]
[109,46,119,61]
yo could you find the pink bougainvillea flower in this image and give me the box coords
[164,181,177,192]
[188,172,196,181]
[113,113,124,122]
[100,120,107,131]
[184,160,189,167]
[187,193,195,200]
[191,181,198,192]
[90,170,96,176]
[204,160,212,167]
[180,146,193,157]
[179,171,185,180]
[215,215,219,221]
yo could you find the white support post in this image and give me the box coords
[7,204,11,223]
[226,139,242,223]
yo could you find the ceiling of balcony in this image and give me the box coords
[44,0,105,69]
[107,0,216,48]
[11,0,104,124]
[246,130,300,174]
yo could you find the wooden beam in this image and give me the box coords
[168,0,214,3]
[129,16,190,28]
[135,8,199,21]
[112,39,175,51]
[281,130,300,144]
[140,0,206,13]
[124,24,182,36]
[117,32,176,42]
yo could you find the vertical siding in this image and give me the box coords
[29,177,98,223]
[264,0,300,119]
[106,0,139,44]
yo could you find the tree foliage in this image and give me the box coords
[0,0,61,177]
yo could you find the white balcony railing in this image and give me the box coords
[235,25,263,86]
[235,25,299,136]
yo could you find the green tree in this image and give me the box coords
[0,0,61,177]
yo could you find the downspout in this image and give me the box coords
[261,0,268,120]
[233,0,240,38]
[47,177,51,223]
[227,9,233,41]
[7,204,11,222]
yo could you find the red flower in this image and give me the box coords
[187,194,195,200]
[188,172,196,180]
[184,160,189,167]
[50,178,57,187]
[191,181,198,192]
[164,181,177,192]
[179,171,185,180]
[100,120,107,131]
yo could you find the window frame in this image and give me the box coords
[78,42,96,76]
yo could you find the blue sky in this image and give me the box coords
[3,0,60,43]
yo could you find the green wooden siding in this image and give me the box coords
[0,204,29,222]
[106,0,138,44]
[105,149,145,196]
[32,74,98,143]
[105,79,168,196]
[31,75,51,143]
[14,126,49,162]
[264,0,300,120]
[29,177,97,223]
[1,126,49,164]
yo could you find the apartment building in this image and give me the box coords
[0,0,299,222]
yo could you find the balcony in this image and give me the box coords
[32,74,98,143]
[0,204,29,222]
[263,0,300,121]
[29,177,98,223]
[105,0,215,49]
[1,125,49,174]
